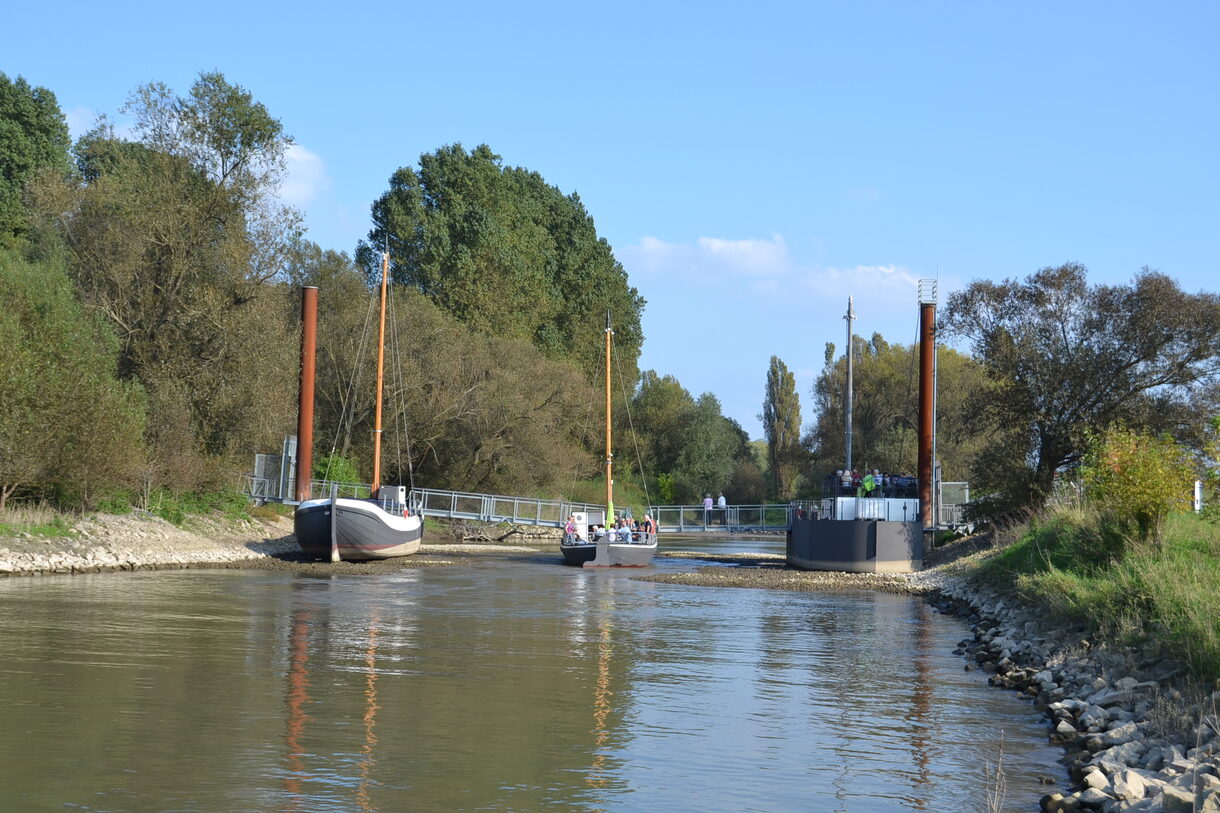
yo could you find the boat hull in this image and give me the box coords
[561,533,657,567]
[294,498,423,561]
[786,518,922,573]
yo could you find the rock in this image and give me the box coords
[1077,786,1114,807]
[1104,722,1140,746]
[1082,769,1109,790]
[1159,784,1197,812]
[1111,769,1147,801]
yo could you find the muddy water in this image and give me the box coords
[0,541,1062,811]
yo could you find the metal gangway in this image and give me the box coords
[648,504,793,534]
[407,487,605,528]
[244,473,607,529]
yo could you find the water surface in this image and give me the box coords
[0,540,1061,811]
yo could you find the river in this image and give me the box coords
[0,536,1063,811]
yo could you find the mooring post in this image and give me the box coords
[917,281,937,529]
[295,287,318,503]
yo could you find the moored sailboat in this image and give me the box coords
[560,313,657,567]
[293,252,423,561]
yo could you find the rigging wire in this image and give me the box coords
[322,282,378,485]
[612,333,653,511]
[384,276,417,490]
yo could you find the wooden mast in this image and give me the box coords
[294,286,318,503]
[605,311,614,524]
[371,251,389,499]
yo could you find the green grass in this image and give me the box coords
[144,489,252,526]
[975,506,1220,681]
[0,504,75,539]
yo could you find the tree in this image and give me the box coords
[671,394,743,503]
[943,264,1220,512]
[28,73,300,484]
[359,143,645,380]
[761,356,802,499]
[0,250,144,508]
[804,333,989,491]
[0,72,71,249]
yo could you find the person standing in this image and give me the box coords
[703,494,713,526]
[717,492,727,525]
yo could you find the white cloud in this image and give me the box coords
[278,143,331,208]
[620,233,793,279]
[696,234,791,275]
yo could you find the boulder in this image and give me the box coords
[1110,769,1147,801]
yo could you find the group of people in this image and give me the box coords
[562,512,657,545]
[701,492,727,525]
[824,470,918,498]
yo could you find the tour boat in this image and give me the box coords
[293,252,423,561]
[560,313,657,567]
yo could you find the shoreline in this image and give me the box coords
[2,513,1217,810]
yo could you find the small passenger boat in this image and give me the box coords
[560,313,657,567]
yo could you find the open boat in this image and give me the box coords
[560,313,657,567]
[293,252,423,561]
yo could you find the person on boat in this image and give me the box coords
[563,515,577,545]
[642,514,657,536]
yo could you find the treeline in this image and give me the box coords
[0,70,760,510]
[763,267,1220,517]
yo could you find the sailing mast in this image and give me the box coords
[605,311,614,524]
[370,251,389,499]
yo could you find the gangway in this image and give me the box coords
[243,475,606,529]
[647,504,792,534]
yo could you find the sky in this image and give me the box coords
[5,1,1218,440]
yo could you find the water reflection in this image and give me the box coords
[0,555,1061,812]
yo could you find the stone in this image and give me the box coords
[1111,769,1147,801]
[1104,722,1140,746]
[1082,769,1109,790]
[1077,787,1114,807]
[1159,784,1197,812]
[1058,719,1081,737]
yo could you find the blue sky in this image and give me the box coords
[6,1,1218,439]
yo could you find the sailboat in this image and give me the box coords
[560,313,657,567]
[293,252,424,561]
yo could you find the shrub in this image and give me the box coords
[314,453,361,485]
[1080,426,1192,546]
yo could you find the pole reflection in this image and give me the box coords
[283,608,312,813]
[355,609,381,812]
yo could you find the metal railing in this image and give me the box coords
[647,504,792,533]
[407,487,605,529]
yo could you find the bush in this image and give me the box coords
[1080,426,1192,545]
[314,453,361,484]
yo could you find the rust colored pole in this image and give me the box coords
[605,311,614,522]
[371,252,389,499]
[918,301,935,527]
[294,286,318,503]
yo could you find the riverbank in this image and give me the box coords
[0,510,542,576]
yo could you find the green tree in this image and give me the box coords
[761,355,802,499]
[359,143,645,380]
[28,73,300,485]
[943,264,1220,513]
[804,333,989,490]
[0,250,145,508]
[0,72,71,249]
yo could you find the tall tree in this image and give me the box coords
[761,356,802,499]
[28,73,300,483]
[804,334,990,489]
[359,143,645,380]
[0,72,70,249]
[943,263,1220,513]
[0,250,145,508]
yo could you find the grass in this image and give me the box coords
[0,502,76,539]
[975,505,1220,682]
